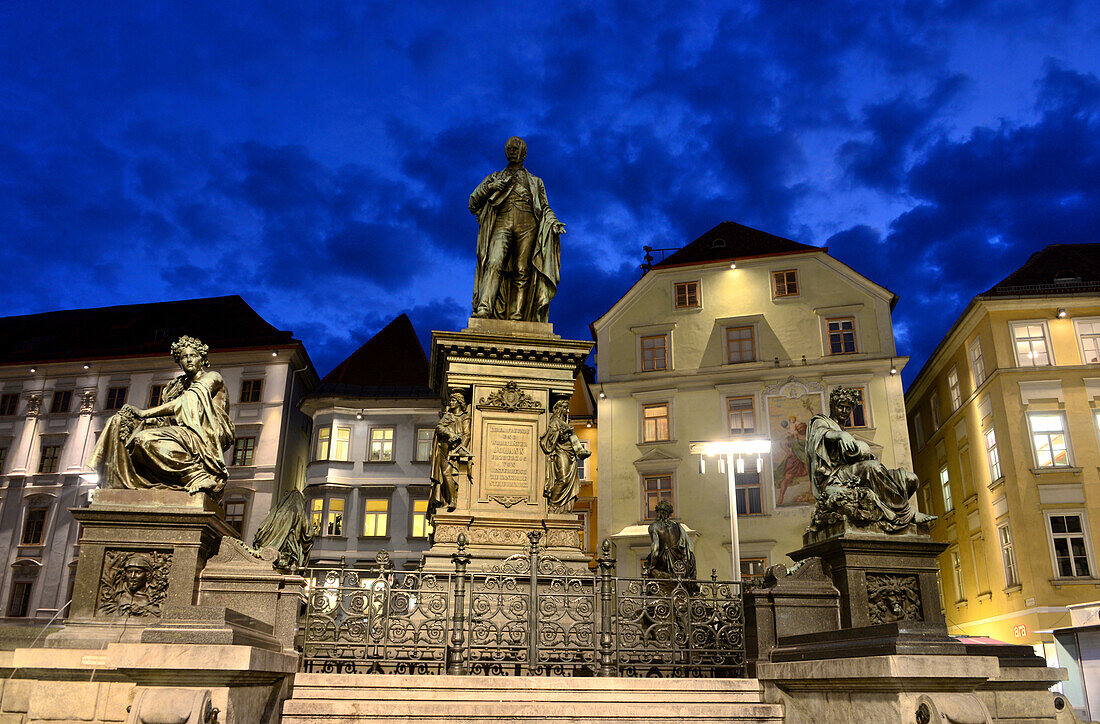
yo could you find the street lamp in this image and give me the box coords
[689,439,772,583]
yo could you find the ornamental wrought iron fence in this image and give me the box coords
[299,531,746,678]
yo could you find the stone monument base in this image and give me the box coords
[423,511,589,572]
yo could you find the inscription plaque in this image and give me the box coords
[485,422,533,493]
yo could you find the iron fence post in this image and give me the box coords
[446,533,471,675]
[596,538,617,677]
[526,530,542,673]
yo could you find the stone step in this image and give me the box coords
[290,687,760,703]
[292,672,764,691]
[281,700,783,722]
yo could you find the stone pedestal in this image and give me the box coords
[745,557,841,671]
[424,318,593,571]
[47,489,236,648]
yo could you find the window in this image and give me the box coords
[1077,319,1100,363]
[414,428,434,462]
[984,428,1002,481]
[642,403,670,442]
[7,581,32,617]
[224,500,247,536]
[843,387,868,428]
[21,507,48,545]
[411,499,433,539]
[577,440,590,480]
[727,396,755,435]
[50,390,72,414]
[998,524,1019,587]
[240,379,263,403]
[914,412,925,447]
[736,468,763,515]
[1029,413,1071,467]
[231,437,256,466]
[640,334,668,372]
[947,368,961,411]
[332,427,351,462]
[951,548,965,602]
[930,391,942,430]
[310,499,323,534]
[362,498,389,537]
[316,428,331,460]
[1048,513,1092,578]
[642,475,673,520]
[0,446,7,474]
[38,444,61,474]
[0,393,17,416]
[148,384,165,407]
[1012,323,1051,367]
[104,386,128,410]
[772,270,799,298]
[674,281,700,309]
[311,498,345,537]
[726,326,756,364]
[826,317,858,355]
[940,466,953,513]
[741,558,767,581]
[969,339,987,386]
[369,428,394,462]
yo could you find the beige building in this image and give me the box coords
[592,221,912,579]
[905,245,1100,673]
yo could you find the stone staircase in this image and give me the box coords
[282,673,784,723]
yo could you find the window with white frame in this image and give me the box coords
[1012,322,1051,367]
[316,428,330,460]
[940,466,953,512]
[411,499,433,538]
[332,427,351,462]
[951,547,965,602]
[947,368,961,411]
[741,558,768,581]
[577,440,590,480]
[914,412,925,447]
[414,428,433,462]
[640,334,669,372]
[825,317,858,355]
[842,387,869,428]
[930,391,942,429]
[726,396,755,435]
[311,497,345,537]
[362,498,389,537]
[998,524,1019,587]
[1047,513,1093,578]
[642,474,673,520]
[641,403,670,442]
[1077,319,1100,364]
[1028,413,1072,467]
[368,427,394,462]
[984,428,1002,481]
[969,338,987,386]
[674,281,700,309]
[726,326,756,364]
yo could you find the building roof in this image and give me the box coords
[0,295,301,366]
[651,221,822,269]
[309,314,433,399]
[981,243,1100,297]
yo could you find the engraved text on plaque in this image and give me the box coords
[485,422,532,493]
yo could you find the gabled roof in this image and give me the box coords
[652,221,822,269]
[0,295,301,366]
[310,314,432,399]
[981,243,1100,297]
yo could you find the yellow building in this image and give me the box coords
[591,221,912,579]
[568,368,599,562]
[905,244,1100,657]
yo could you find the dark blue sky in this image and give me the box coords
[2,2,1098,384]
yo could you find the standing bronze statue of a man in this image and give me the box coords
[469,136,565,322]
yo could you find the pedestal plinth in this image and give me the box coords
[47,488,235,648]
[424,319,593,571]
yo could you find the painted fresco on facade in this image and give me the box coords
[764,380,823,507]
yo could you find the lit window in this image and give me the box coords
[741,558,767,581]
[674,281,700,309]
[826,317,858,355]
[642,474,673,520]
[411,499,433,539]
[333,427,351,462]
[38,444,61,474]
[969,339,986,386]
[1029,413,1071,467]
[1012,323,1050,367]
[640,334,668,372]
[104,387,128,410]
[577,440,590,480]
[772,270,799,298]
[727,396,755,435]
[951,548,965,601]
[414,428,433,462]
[7,581,32,617]
[0,393,17,416]
[148,384,165,407]
[369,428,394,462]
[232,437,256,466]
[947,368,961,411]
[1048,513,1092,578]
[316,428,331,460]
[843,387,868,428]
[736,467,763,515]
[984,428,1002,481]
[642,403,670,442]
[310,499,323,534]
[50,390,72,414]
[362,498,389,537]
[726,326,756,364]
[224,500,247,536]
[21,507,48,545]
[240,379,263,403]
[940,466,953,513]
[1078,319,1100,364]
[930,391,941,430]
[326,498,344,536]
[998,524,1019,587]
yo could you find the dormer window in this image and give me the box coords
[710,237,727,249]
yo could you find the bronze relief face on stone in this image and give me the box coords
[96,550,171,617]
[866,572,924,624]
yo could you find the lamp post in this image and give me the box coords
[689,439,772,583]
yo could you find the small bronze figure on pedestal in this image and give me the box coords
[645,500,697,581]
[540,399,591,513]
[428,392,472,521]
